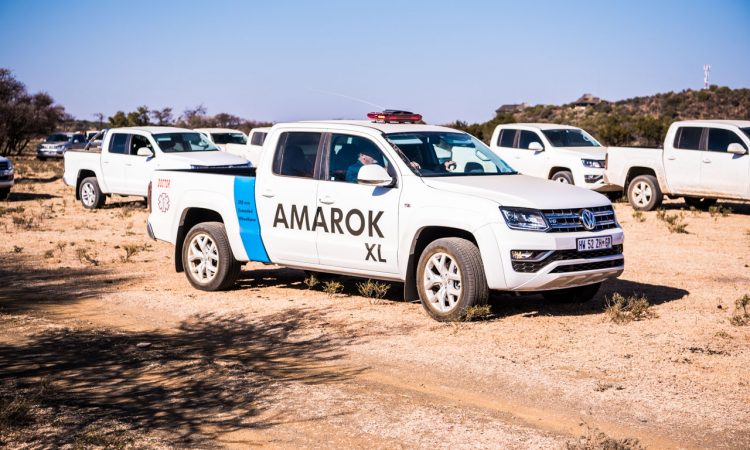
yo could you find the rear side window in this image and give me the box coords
[497,129,516,147]
[673,127,704,150]
[272,132,321,178]
[109,134,128,154]
[518,130,543,150]
[707,128,747,152]
[250,132,267,146]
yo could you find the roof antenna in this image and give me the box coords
[311,89,385,110]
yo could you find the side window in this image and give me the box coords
[518,130,543,150]
[72,134,85,144]
[130,135,153,155]
[109,133,128,154]
[707,128,747,152]
[673,127,704,150]
[497,129,516,147]
[272,132,321,178]
[327,134,394,183]
[250,132,267,146]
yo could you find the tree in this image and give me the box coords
[150,107,173,126]
[0,68,65,156]
[178,104,209,129]
[108,111,128,127]
[93,112,105,129]
[126,105,150,126]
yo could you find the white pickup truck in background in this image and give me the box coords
[605,120,750,210]
[147,111,624,321]
[63,126,249,209]
[196,127,270,166]
[490,123,619,194]
[195,128,248,151]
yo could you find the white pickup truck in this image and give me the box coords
[606,120,750,210]
[490,123,619,194]
[63,126,249,209]
[147,111,624,321]
[223,127,270,166]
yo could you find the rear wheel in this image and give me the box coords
[551,170,574,184]
[0,187,9,200]
[683,196,717,210]
[182,222,241,291]
[627,174,662,211]
[79,177,105,209]
[417,238,488,321]
[542,283,601,303]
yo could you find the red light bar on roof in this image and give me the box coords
[367,110,422,123]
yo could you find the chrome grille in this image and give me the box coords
[543,205,617,233]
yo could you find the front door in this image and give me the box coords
[125,134,156,196]
[516,130,548,178]
[701,128,750,197]
[100,132,129,193]
[255,131,322,265]
[315,133,401,275]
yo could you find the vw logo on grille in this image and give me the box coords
[580,209,596,231]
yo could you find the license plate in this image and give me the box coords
[577,236,612,252]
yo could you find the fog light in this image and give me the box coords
[511,250,552,261]
[585,175,603,183]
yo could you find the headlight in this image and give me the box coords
[582,159,605,168]
[501,207,549,232]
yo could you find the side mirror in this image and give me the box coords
[137,147,154,157]
[357,164,393,187]
[727,143,747,155]
[528,141,544,152]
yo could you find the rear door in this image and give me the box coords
[701,127,749,197]
[315,132,401,274]
[663,126,705,195]
[254,131,322,264]
[100,133,130,193]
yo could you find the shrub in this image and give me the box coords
[76,248,99,266]
[356,279,390,299]
[303,273,319,289]
[322,280,344,297]
[729,294,750,326]
[605,293,657,324]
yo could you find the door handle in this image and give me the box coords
[261,190,275,198]
[702,159,711,164]
[319,196,335,205]
[514,156,521,159]
[666,156,676,160]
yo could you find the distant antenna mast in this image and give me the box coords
[703,64,711,89]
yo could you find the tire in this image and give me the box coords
[627,174,662,211]
[0,187,9,200]
[684,196,717,210]
[79,177,105,209]
[416,237,489,322]
[182,222,241,291]
[551,170,574,184]
[37,156,47,161]
[542,282,601,304]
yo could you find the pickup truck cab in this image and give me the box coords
[36,132,87,160]
[195,128,248,151]
[217,127,270,166]
[490,124,618,193]
[605,120,750,210]
[63,126,249,209]
[0,156,14,200]
[148,111,624,321]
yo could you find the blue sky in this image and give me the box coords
[1,0,749,124]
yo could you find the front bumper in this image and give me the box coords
[492,226,625,291]
[577,168,621,192]
[37,147,66,158]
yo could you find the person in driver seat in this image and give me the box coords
[345,146,382,182]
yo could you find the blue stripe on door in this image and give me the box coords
[233,177,270,262]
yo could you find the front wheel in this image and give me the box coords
[551,170,574,184]
[542,283,601,303]
[627,174,662,211]
[79,177,105,209]
[417,237,488,321]
[182,222,241,291]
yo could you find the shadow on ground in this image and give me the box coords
[0,254,131,314]
[0,309,362,447]
[4,192,59,202]
[488,278,689,319]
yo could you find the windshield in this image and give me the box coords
[153,132,220,153]
[46,134,70,143]
[542,129,601,147]
[385,131,516,177]
[211,132,247,145]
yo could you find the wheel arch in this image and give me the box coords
[174,207,226,273]
[624,167,657,191]
[75,169,97,200]
[548,166,571,179]
[403,226,478,301]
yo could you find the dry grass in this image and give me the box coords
[322,280,344,297]
[356,279,390,299]
[729,294,750,326]
[605,293,657,324]
[631,210,645,222]
[655,209,688,234]
[461,304,493,321]
[708,205,732,219]
[119,243,150,263]
[566,425,644,450]
[76,247,99,266]
[303,273,319,289]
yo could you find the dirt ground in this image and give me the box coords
[1,157,749,449]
